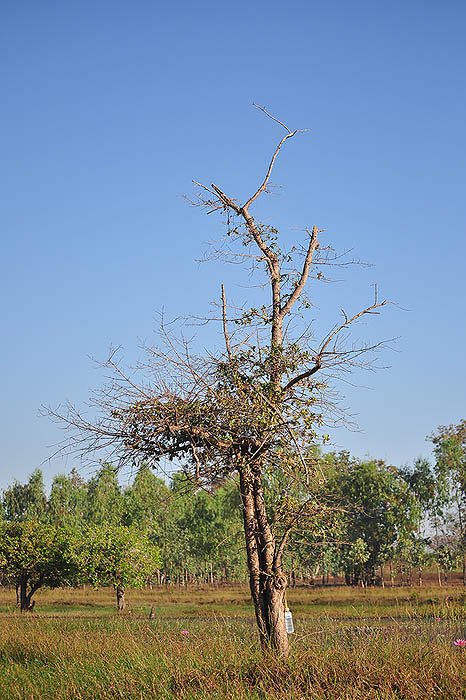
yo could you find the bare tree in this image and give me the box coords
[49,107,389,658]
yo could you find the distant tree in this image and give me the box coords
[334,457,420,586]
[123,464,169,537]
[178,480,244,583]
[264,451,344,586]
[406,535,431,587]
[2,469,48,523]
[152,473,245,585]
[433,540,459,585]
[430,420,466,584]
[395,458,436,586]
[400,458,437,521]
[0,521,77,611]
[86,464,124,526]
[341,538,370,586]
[155,474,193,584]
[214,478,246,581]
[48,469,88,529]
[79,524,161,610]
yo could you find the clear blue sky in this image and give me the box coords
[2,1,465,490]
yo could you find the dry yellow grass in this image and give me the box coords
[1,585,466,699]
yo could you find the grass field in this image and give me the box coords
[2,584,466,699]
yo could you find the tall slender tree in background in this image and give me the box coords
[430,421,466,584]
[50,108,391,657]
[48,469,88,529]
[123,464,168,537]
[2,469,48,523]
[86,463,124,526]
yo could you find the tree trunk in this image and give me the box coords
[116,585,126,611]
[239,468,289,658]
[264,574,289,654]
[19,579,34,612]
[15,583,20,607]
[20,580,27,611]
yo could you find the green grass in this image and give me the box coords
[3,582,465,619]
[1,585,466,699]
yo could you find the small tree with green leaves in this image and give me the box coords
[341,538,370,586]
[0,521,78,611]
[434,542,459,586]
[79,524,161,610]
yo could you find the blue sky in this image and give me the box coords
[1,1,465,490]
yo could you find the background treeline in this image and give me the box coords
[2,420,466,594]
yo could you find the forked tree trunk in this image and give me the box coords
[19,579,35,612]
[239,468,289,658]
[116,585,126,611]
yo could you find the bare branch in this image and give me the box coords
[252,104,294,134]
[242,130,298,212]
[280,226,320,318]
[284,299,390,392]
[242,105,309,212]
[221,284,233,360]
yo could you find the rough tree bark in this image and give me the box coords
[116,585,126,611]
[19,577,38,612]
[239,468,289,656]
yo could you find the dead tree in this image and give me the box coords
[49,107,389,658]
